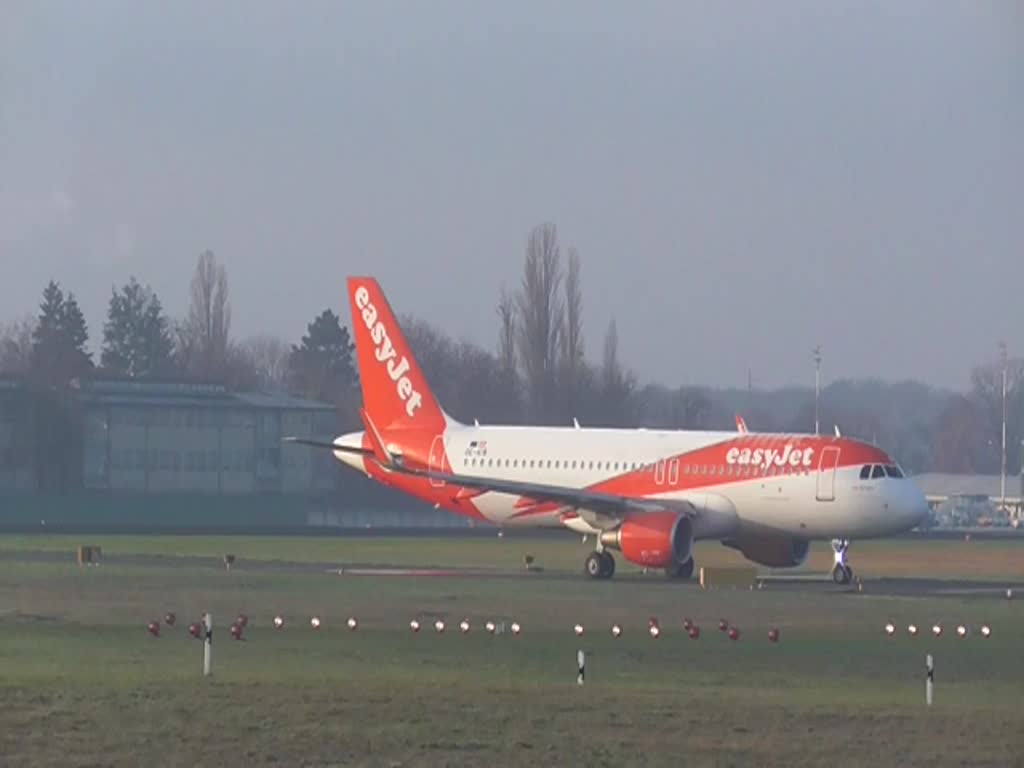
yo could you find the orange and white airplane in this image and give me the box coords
[287,277,929,584]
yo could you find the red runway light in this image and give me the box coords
[147,621,160,637]
[164,612,176,626]
[188,622,202,639]
[768,627,779,643]
[688,626,700,640]
[230,622,243,640]
[728,627,740,641]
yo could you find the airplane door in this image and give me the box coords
[816,446,840,501]
[428,435,448,488]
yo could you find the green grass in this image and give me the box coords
[3,532,1024,580]
[1,536,1023,766]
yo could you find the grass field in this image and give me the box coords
[1,534,1023,767]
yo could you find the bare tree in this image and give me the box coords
[241,335,290,391]
[560,247,585,422]
[493,284,522,422]
[599,318,635,426]
[969,357,1024,474]
[400,314,458,408]
[516,222,564,424]
[496,284,517,377]
[0,316,35,374]
[182,250,231,379]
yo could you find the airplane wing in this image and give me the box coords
[385,457,698,524]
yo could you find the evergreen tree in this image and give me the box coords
[101,277,175,377]
[288,309,358,403]
[31,280,92,385]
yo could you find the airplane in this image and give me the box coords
[286,277,929,585]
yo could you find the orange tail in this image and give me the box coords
[347,277,448,434]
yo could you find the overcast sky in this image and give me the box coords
[1,1,1021,390]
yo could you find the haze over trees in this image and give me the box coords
[0,222,1021,477]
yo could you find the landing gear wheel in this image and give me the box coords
[600,551,616,579]
[831,563,852,585]
[665,557,695,580]
[585,551,605,579]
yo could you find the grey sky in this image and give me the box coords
[2,1,1021,390]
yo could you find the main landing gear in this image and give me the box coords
[584,550,616,579]
[583,550,696,581]
[831,538,853,584]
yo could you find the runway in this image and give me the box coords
[3,548,1020,600]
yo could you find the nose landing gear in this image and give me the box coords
[831,539,853,584]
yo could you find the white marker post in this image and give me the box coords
[203,612,213,677]
[577,649,585,686]
[925,654,933,706]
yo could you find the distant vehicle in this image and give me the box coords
[288,278,929,584]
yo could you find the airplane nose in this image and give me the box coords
[904,483,930,528]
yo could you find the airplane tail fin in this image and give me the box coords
[346,277,449,433]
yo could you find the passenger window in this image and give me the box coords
[859,465,871,480]
[871,465,885,479]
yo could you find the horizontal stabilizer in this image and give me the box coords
[281,437,372,457]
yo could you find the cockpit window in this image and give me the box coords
[859,465,871,480]
[884,465,904,478]
[871,464,886,479]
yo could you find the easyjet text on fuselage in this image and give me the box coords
[726,445,814,470]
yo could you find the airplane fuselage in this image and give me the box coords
[334,424,926,542]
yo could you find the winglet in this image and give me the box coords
[834,425,841,437]
[735,414,748,434]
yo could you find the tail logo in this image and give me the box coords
[354,285,424,418]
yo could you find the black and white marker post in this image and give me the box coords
[577,649,585,686]
[925,654,934,706]
[203,612,213,677]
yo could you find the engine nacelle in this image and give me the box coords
[724,535,810,568]
[600,512,693,568]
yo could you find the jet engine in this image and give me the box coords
[600,512,693,568]
[723,535,810,568]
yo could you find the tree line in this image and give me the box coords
[1,225,1021,478]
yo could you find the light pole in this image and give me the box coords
[999,342,1007,511]
[812,346,822,436]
